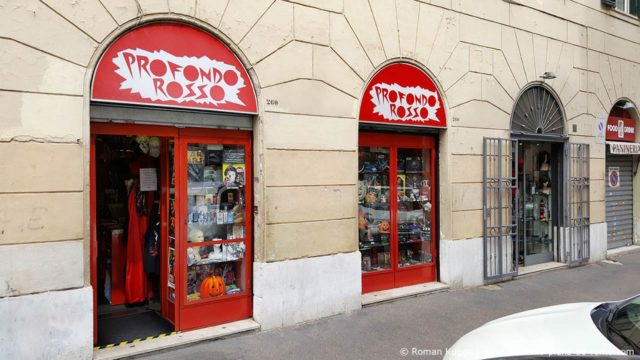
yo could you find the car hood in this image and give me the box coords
[444,302,625,360]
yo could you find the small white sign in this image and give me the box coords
[596,116,606,144]
[139,168,158,192]
[608,141,640,154]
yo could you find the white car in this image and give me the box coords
[444,294,640,360]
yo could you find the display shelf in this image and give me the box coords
[190,257,243,266]
[359,242,390,251]
[400,170,424,174]
[187,238,247,246]
[398,239,427,245]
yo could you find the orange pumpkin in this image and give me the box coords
[199,275,226,297]
[379,221,390,233]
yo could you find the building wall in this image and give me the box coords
[1,0,640,357]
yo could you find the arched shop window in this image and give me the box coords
[511,85,565,137]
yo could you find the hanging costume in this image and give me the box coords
[125,185,146,303]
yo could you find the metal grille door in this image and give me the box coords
[606,155,633,249]
[483,138,518,280]
[566,143,590,265]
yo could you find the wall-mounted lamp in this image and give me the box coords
[539,72,556,80]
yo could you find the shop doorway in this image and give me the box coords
[516,141,563,267]
[93,133,174,346]
[358,133,437,293]
[90,124,253,345]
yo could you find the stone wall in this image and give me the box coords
[1,0,640,357]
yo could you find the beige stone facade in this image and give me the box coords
[1,0,640,357]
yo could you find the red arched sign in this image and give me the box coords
[359,63,446,128]
[92,23,257,114]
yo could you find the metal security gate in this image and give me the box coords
[566,143,590,265]
[483,138,518,280]
[606,155,634,249]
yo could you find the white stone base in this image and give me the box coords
[0,286,92,360]
[361,282,449,306]
[439,237,484,288]
[253,251,361,330]
[590,223,608,263]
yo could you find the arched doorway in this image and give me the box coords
[89,22,257,346]
[482,84,590,281]
[512,85,566,267]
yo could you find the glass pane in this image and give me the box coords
[186,144,246,242]
[397,148,433,267]
[186,143,247,302]
[186,242,246,301]
[518,142,554,266]
[631,0,640,16]
[358,147,391,272]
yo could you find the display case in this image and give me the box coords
[185,143,247,302]
[359,133,437,293]
[358,146,391,272]
[397,148,433,267]
[175,130,252,331]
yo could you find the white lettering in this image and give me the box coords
[112,48,245,106]
[370,83,442,122]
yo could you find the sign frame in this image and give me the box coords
[92,23,258,115]
[358,63,447,128]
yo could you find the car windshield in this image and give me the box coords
[607,295,640,354]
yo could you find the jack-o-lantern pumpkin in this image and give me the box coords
[379,221,390,233]
[199,275,226,297]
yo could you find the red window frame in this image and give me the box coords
[359,132,437,293]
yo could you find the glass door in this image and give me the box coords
[518,142,554,266]
[359,133,437,293]
[396,148,434,268]
[177,130,252,331]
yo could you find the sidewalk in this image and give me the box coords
[139,250,640,360]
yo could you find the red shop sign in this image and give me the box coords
[606,116,636,142]
[359,63,446,128]
[92,23,257,114]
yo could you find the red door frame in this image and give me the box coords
[90,123,252,344]
[359,132,437,293]
[176,128,253,331]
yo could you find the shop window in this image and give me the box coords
[616,0,640,16]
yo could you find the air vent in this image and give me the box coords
[602,0,616,7]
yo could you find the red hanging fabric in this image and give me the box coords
[125,187,146,303]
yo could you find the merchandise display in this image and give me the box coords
[167,140,176,301]
[358,147,392,272]
[185,143,246,302]
[397,148,433,268]
[358,133,437,293]
[358,146,434,272]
